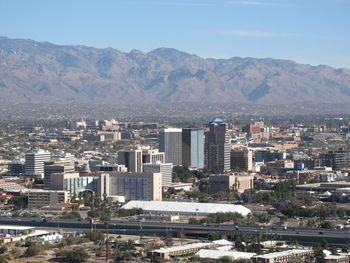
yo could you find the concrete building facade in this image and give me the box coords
[44,161,75,189]
[182,128,204,169]
[28,190,71,208]
[143,162,173,186]
[230,150,253,171]
[209,174,254,194]
[159,128,182,166]
[109,172,162,201]
[205,118,231,173]
[25,150,51,179]
[118,149,143,172]
[142,149,165,164]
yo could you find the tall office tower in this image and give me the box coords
[230,149,253,171]
[182,128,204,169]
[159,128,182,166]
[117,149,143,172]
[205,118,231,173]
[108,172,162,201]
[25,150,51,179]
[142,149,165,164]
[143,162,173,186]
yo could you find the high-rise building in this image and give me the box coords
[25,150,51,179]
[182,128,204,169]
[230,149,253,171]
[205,118,231,173]
[109,172,162,201]
[118,149,143,172]
[143,162,173,186]
[159,128,182,166]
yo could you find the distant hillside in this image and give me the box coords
[0,36,349,104]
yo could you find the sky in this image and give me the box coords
[0,0,349,68]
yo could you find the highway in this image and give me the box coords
[1,217,349,246]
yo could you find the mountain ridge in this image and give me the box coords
[0,36,349,105]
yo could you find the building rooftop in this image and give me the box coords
[254,249,313,259]
[209,118,227,125]
[122,201,251,216]
[152,242,217,254]
[196,249,256,259]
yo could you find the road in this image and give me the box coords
[1,217,349,246]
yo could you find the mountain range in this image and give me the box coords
[0,36,349,105]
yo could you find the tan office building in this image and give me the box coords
[209,174,254,194]
[109,172,162,201]
[28,189,71,208]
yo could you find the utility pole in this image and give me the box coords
[105,222,109,262]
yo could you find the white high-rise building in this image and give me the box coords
[25,150,51,179]
[159,128,182,166]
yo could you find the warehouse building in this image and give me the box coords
[122,200,251,216]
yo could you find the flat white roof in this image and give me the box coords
[122,201,251,216]
[325,254,350,259]
[255,249,313,259]
[152,242,215,253]
[162,128,182,132]
[196,249,256,259]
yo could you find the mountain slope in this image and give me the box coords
[0,36,349,104]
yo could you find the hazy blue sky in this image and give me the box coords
[0,0,349,68]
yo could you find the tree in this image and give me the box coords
[0,247,7,254]
[330,246,338,255]
[25,245,42,256]
[8,195,27,210]
[61,211,81,219]
[56,250,89,263]
[320,221,335,229]
[313,243,325,263]
[341,242,350,253]
[84,230,104,242]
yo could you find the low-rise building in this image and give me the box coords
[252,249,313,263]
[28,189,71,208]
[209,173,254,194]
[296,181,350,195]
[148,240,231,259]
[122,200,251,216]
[325,254,350,263]
[196,249,256,260]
